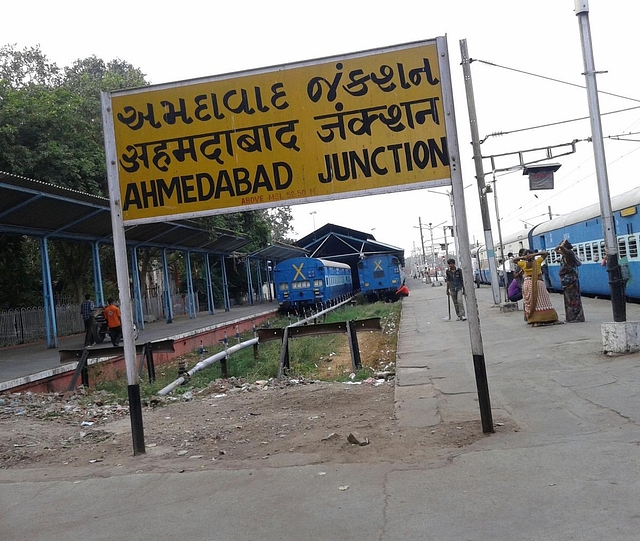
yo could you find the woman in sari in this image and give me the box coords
[555,240,585,322]
[513,250,559,326]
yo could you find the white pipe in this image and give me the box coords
[158,337,259,396]
[158,297,352,395]
[290,296,354,328]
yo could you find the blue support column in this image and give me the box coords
[162,249,173,323]
[266,261,274,301]
[221,255,231,312]
[40,237,58,348]
[185,251,196,318]
[92,242,105,307]
[205,253,215,315]
[246,257,254,306]
[257,260,264,303]
[130,246,145,330]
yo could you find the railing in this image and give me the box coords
[1,292,218,347]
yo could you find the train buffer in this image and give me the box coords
[257,318,382,378]
[59,339,175,391]
[59,339,175,364]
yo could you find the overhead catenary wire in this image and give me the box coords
[474,58,640,104]
[469,58,640,237]
[473,58,640,142]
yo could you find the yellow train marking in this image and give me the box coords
[292,262,306,281]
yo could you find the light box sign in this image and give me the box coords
[105,39,452,224]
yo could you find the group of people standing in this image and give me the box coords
[80,295,123,347]
[511,240,585,326]
[443,240,585,327]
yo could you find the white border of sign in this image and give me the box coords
[106,38,454,225]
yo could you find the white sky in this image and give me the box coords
[5,0,639,261]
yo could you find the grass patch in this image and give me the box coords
[93,301,401,400]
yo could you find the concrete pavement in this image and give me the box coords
[2,279,640,540]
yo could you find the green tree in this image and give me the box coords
[267,207,296,243]
[0,45,150,305]
[0,44,61,88]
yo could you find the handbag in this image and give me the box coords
[507,278,522,302]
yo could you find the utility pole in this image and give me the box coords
[429,222,436,273]
[443,225,451,262]
[460,39,501,305]
[418,217,429,282]
[491,173,508,295]
[575,1,626,322]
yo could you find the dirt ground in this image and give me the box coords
[0,330,506,478]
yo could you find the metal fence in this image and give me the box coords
[0,305,84,347]
[0,295,206,347]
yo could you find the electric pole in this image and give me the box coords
[460,39,501,305]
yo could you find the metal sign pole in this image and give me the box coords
[440,36,494,433]
[101,91,146,455]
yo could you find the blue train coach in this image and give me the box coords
[357,254,403,302]
[274,257,353,311]
[529,186,640,299]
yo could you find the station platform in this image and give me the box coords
[0,302,279,392]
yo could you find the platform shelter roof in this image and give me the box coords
[0,171,250,254]
[296,223,405,266]
[248,242,308,263]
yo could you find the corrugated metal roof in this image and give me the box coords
[248,242,308,263]
[0,171,250,254]
[297,223,405,266]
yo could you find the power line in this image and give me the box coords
[480,105,640,143]
[473,58,640,142]
[474,58,640,103]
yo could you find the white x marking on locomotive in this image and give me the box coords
[292,262,306,280]
[374,260,383,271]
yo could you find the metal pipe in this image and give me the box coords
[158,337,259,396]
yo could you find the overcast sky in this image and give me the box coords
[4,0,638,262]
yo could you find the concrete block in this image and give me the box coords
[601,321,640,354]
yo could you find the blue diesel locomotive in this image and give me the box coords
[357,254,403,302]
[274,257,354,312]
[473,186,640,300]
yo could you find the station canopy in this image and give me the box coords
[0,171,250,254]
[297,223,405,267]
[248,242,308,263]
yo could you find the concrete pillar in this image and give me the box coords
[602,322,640,354]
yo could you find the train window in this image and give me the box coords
[584,243,593,261]
[373,269,385,278]
[600,241,605,260]
[314,279,323,287]
[629,236,638,259]
[618,237,627,259]
[591,242,599,261]
[279,283,289,291]
[577,244,585,262]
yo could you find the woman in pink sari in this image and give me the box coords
[513,250,559,326]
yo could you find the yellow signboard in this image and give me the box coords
[105,39,452,224]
